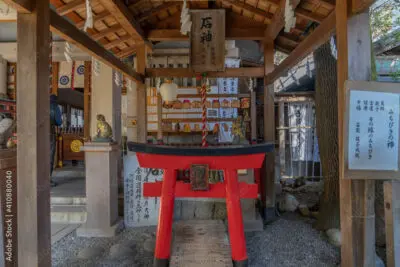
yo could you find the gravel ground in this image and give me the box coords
[52,213,340,267]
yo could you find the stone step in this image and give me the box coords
[51,195,86,205]
[170,220,232,267]
[51,205,87,224]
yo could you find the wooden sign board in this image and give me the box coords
[190,10,225,72]
[344,80,400,180]
[190,164,209,191]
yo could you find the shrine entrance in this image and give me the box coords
[1,0,398,266]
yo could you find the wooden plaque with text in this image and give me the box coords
[190,10,225,72]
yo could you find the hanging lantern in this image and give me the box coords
[160,80,178,102]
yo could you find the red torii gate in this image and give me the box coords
[128,143,273,267]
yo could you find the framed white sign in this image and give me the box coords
[344,81,400,180]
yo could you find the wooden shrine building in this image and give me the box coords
[1,0,397,266]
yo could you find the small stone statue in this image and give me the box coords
[93,114,113,142]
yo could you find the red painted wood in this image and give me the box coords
[136,153,265,169]
[143,181,258,199]
[225,169,248,261]
[154,169,176,260]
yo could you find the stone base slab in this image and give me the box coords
[76,218,124,237]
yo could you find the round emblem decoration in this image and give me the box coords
[70,140,83,153]
[77,65,85,75]
[60,75,70,85]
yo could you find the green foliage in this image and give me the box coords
[370,0,400,40]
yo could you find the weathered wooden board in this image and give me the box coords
[170,220,232,267]
[384,181,400,267]
[190,10,225,73]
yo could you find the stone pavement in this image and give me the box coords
[170,220,232,267]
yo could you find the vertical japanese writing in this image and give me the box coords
[200,16,213,45]
[135,167,142,223]
[388,109,395,149]
[368,117,374,160]
[355,122,360,158]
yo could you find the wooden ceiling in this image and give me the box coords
[48,0,335,59]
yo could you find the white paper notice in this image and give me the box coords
[124,154,162,227]
[348,90,399,170]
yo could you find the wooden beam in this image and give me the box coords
[50,9,144,83]
[384,181,400,267]
[75,10,111,29]
[145,67,264,78]
[264,0,301,39]
[222,0,274,21]
[137,2,181,22]
[17,0,51,265]
[2,0,32,13]
[336,0,376,263]
[262,39,276,219]
[91,24,122,41]
[98,0,145,41]
[295,7,326,23]
[84,61,91,140]
[136,43,147,143]
[352,0,376,14]
[56,0,85,16]
[147,28,265,41]
[51,62,59,95]
[250,91,257,141]
[115,46,137,58]
[103,35,132,50]
[265,11,335,83]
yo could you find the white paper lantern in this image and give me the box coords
[160,80,178,102]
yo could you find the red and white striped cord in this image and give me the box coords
[201,83,207,147]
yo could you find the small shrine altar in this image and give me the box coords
[128,142,273,267]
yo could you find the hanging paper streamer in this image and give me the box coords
[114,71,121,87]
[330,36,338,60]
[93,58,101,77]
[284,0,296,33]
[64,42,73,63]
[83,0,93,32]
[180,0,192,35]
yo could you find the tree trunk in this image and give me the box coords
[313,41,340,230]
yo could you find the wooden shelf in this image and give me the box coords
[161,118,236,123]
[177,93,250,98]
[148,130,214,135]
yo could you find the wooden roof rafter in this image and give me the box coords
[136,1,181,23]
[98,0,146,42]
[295,7,326,23]
[49,9,144,83]
[221,0,275,22]
[75,10,112,28]
[56,0,88,16]
[2,0,32,13]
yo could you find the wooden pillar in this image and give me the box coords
[262,40,276,218]
[136,43,147,143]
[84,61,91,140]
[384,181,400,267]
[250,90,257,142]
[157,93,163,142]
[17,0,51,266]
[336,1,376,266]
[51,62,59,95]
